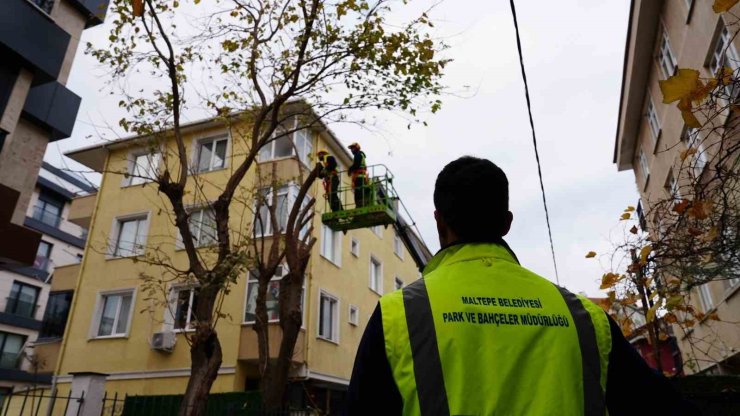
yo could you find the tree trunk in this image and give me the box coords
[262,274,304,409]
[178,328,223,416]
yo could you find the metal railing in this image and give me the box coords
[31,206,61,229]
[4,298,39,319]
[322,164,398,212]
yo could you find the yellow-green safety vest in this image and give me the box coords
[379,243,611,416]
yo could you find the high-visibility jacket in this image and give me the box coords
[349,151,367,186]
[379,242,612,416]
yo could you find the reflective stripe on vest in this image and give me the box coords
[380,243,611,416]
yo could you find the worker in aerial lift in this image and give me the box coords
[347,142,369,208]
[317,150,342,212]
[346,156,699,416]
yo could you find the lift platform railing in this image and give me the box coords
[320,164,398,232]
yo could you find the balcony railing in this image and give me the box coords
[0,352,21,369]
[4,298,39,319]
[32,205,61,228]
[33,255,50,272]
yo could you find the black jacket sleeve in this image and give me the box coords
[348,152,363,174]
[345,306,700,416]
[346,303,402,416]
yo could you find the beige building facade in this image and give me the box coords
[616,0,740,374]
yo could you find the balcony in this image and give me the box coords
[67,194,95,229]
[0,0,71,82]
[22,81,82,141]
[0,352,21,370]
[239,325,305,363]
[4,298,38,319]
[31,205,61,229]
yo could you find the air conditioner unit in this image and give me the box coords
[151,331,176,352]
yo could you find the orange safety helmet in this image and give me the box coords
[317,149,329,160]
[347,142,361,150]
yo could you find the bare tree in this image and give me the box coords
[87,0,447,414]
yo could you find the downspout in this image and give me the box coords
[50,149,109,397]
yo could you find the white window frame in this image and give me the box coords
[638,148,650,184]
[394,277,404,291]
[348,304,359,326]
[350,237,360,257]
[665,170,680,199]
[166,285,198,332]
[253,184,309,237]
[371,225,383,238]
[709,22,739,75]
[243,266,304,325]
[258,119,313,166]
[109,213,149,258]
[124,151,161,187]
[321,224,342,266]
[646,98,661,142]
[318,289,339,343]
[698,284,714,313]
[189,207,217,248]
[393,232,404,260]
[658,28,678,79]
[194,135,229,173]
[369,256,383,295]
[683,127,708,178]
[91,289,136,339]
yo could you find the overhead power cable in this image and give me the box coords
[508,0,560,285]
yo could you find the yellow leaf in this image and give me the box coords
[630,225,639,234]
[647,303,659,323]
[585,251,597,258]
[600,272,621,290]
[680,147,698,161]
[701,227,719,242]
[713,0,739,13]
[639,245,652,264]
[625,206,636,212]
[659,332,669,341]
[620,212,631,220]
[682,109,702,128]
[660,69,700,103]
[664,312,678,324]
[721,67,735,85]
[708,312,721,321]
[688,200,712,220]
[132,0,144,16]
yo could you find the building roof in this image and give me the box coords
[65,101,353,171]
[613,0,663,171]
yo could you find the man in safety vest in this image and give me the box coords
[347,142,369,208]
[317,150,342,212]
[346,156,697,415]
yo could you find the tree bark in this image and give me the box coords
[179,327,223,416]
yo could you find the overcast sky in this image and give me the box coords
[46,0,637,296]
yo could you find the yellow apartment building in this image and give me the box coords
[616,0,740,374]
[55,105,431,411]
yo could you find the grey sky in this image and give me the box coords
[46,0,636,296]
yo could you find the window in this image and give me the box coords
[95,291,133,337]
[349,305,359,326]
[371,226,383,238]
[394,232,404,260]
[639,149,650,182]
[254,185,309,237]
[112,216,148,257]
[30,0,54,14]
[32,194,63,228]
[188,208,216,247]
[350,238,360,257]
[5,282,39,318]
[698,284,714,312]
[394,277,404,290]
[321,224,342,266]
[258,121,313,166]
[171,287,199,331]
[370,256,383,294]
[40,291,73,339]
[646,98,661,141]
[682,127,707,178]
[318,291,339,342]
[0,332,26,369]
[664,171,680,199]
[658,29,677,79]
[196,136,228,172]
[244,266,304,324]
[128,152,161,186]
[725,277,740,291]
[709,24,739,75]
[33,241,52,271]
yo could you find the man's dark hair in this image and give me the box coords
[434,156,509,241]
